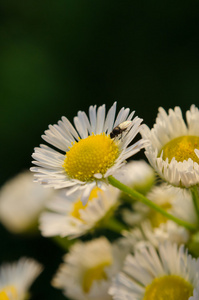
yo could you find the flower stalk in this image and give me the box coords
[190,185,199,221]
[52,236,74,251]
[108,176,198,232]
[104,217,128,234]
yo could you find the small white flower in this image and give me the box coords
[52,237,129,300]
[0,257,43,300]
[124,220,190,252]
[122,184,197,247]
[39,185,120,239]
[31,102,145,204]
[141,105,199,187]
[109,242,199,300]
[0,171,55,233]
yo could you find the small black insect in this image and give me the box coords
[110,121,132,139]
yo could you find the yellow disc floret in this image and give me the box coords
[70,187,103,220]
[159,135,199,163]
[63,134,119,182]
[82,261,111,293]
[0,286,18,300]
[148,202,172,228]
[143,275,193,300]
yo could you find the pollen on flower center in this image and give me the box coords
[159,135,199,163]
[82,261,111,293]
[149,202,172,228]
[70,187,103,220]
[0,286,18,300]
[63,134,119,182]
[143,275,193,300]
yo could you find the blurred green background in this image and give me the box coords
[1,1,199,299]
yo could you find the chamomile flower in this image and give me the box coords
[39,185,120,239]
[120,182,198,252]
[0,257,43,300]
[122,184,197,247]
[31,102,145,204]
[141,105,199,188]
[124,184,197,226]
[109,242,199,300]
[52,237,129,300]
[123,220,190,253]
[0,171,54,233]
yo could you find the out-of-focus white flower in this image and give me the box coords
[39,185,120,239]
[109,242,199,300]
[31,102,145,204]
[141,105,199,187]
[122,184,197,246]
[52,237,129,300]
[123,220,190,252]
[115,160,155,195]
[0,257,43,300]
[0,171,55,233]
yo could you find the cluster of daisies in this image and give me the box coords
[0,102,199,300]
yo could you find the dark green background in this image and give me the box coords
[1,1,199,299]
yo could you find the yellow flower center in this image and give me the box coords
[82,261,111,293]
[143,275,193,300]
[63,134,119,182]
[0,286,18,300]
[149,202,172,228]
[159,135,199,163]
[70,187,103,220]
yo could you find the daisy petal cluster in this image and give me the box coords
[31,102,145,204]
[123,184,197,247]
[52,237,129,300]
[39,185,120,239]
[109,242,199,300]
[141,105,199,188]
[0,257,43,300]
[0,170,55,233]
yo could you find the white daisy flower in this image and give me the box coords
[123,220,190,253]
[109,242,199,300]
[52,237,129,300]
[31,102,145,204]
[122,184,197,246]
[141,104,199,187]
[39,185,120,239]
[0,257,43,300]
[0,170,55,233]
[115,160,155,195]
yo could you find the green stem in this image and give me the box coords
[104,217,128,234]
[108,176,197,232]
[52,236,74,251]
[190,185,199,220]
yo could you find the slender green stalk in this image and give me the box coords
[104,217,128,234]
[52,236,74,251]
[108,176,198,232]
[190,185,199,220]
